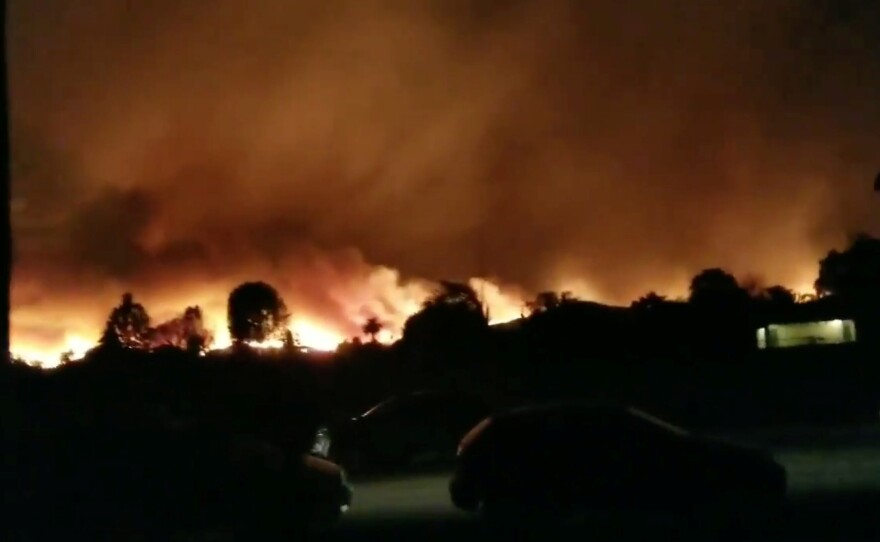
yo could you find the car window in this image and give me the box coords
[626,408,690,437]
[403,393,482,421]
[359,397,400,418]
[360,393,447,422]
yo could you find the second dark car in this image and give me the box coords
[450,401,787,520]
[330,390,491,475]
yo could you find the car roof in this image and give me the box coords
[359,389,484,418]
[500,399,623,418]
[492,400,689,436]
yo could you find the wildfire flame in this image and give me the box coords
[10,275,533,369]
[11,268,816,369]
[207,319,346,353]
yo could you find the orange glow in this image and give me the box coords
[9,0,871,373]
[790,279,818,299]
[8,266,826,366]
[291,320,345,352]
[13,320,347,364]
[10,276,532,365]
[204,320,344,352]
[12,334,95,369]
[470,278,526,325]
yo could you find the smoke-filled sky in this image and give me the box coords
[9,0,880,360]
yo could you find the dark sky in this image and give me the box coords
[8,0,880,356]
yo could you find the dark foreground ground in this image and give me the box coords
[326,428,880,542]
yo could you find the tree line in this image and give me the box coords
[84,232,880,365]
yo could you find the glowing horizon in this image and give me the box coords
[9,276,532,368]
[9,272,818,368]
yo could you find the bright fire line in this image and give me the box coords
[11,276,534,368]
[12,319,349,369]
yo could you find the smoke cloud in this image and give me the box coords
[9,0,880,359]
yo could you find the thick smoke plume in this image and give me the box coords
[8,0,880,360]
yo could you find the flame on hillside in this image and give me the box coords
[9,264,820,369]
[208,319,346,353]
[11,275,535,369]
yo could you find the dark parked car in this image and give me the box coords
[331,390,491,475]
[7,425,353,539]
[222,442,354,534]
[450,402,787,520]
[295,453,354,526]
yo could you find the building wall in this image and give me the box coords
[756,320,857,349]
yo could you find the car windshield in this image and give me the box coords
[626,407,691,437]
[358,391,451,419]
[358,398,397,419]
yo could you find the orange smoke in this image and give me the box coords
[9,1,878,367]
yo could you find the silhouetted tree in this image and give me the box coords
[815,234,880,299]
[738,275,766,298]
[688,268,749,306]
[227,281,290,344]
[796,292,817,303]
[337,336,363,351]
[184,335,204,356]
[98,320,123,351]
[101,293,151,349]
[183,306,204,325]
[687,269,752,358]
[335,337,366,358]
[149,305,212,353]
[282,328,296,353]
[425,280,487,313]
[631,291,668,312]
[762,285,797,306]
[182,306,211,353]
[526,291,577,315]
[402,281,488,350]
[630,292,690,356]
[362,317,383,343]
[749,285,798,323]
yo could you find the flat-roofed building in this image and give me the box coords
[755,298,857,350]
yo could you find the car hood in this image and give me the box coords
[692,434,782,472]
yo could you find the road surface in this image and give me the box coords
[328,432,880,541]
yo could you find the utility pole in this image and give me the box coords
[1,0,11,362]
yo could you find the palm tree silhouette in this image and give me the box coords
[362,317,383,343]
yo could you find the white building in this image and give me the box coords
[756,318,857,349]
